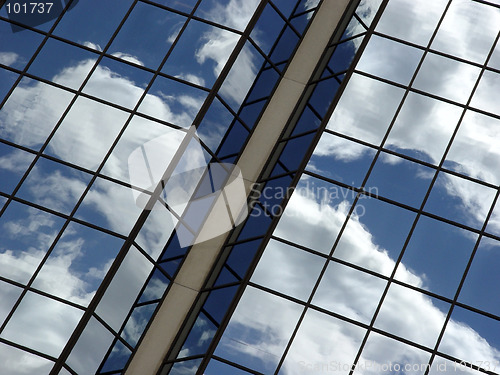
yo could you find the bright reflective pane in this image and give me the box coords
[386,92,462,164]
[354,332,431,375]
[489,41,500,69]
[424,171,496,230]
[83,57,153,108]
[313,261,386,324]
[0,342,53,375]
[195,0,259,31]
[1,292,84,357]
[135,205,177,260]
[0,201,65,284]
[307,132,376,188]
[0,18,44,70]
[75,177,143,236]
[375,0,448,46]
[0,281,22,324]
[395,216,477,298]
[326,73,405,146]
[16,157,91,214]
[470,70,500,117]
[138,76,207,128]
[162,19,239,88]
[109,2,187,70]
[445,110,500,185]
[102,116,186,185]
[214,286,303,374]
[431,0,500,64]
[0,144,35,195]
[413,53,481,104]
[279,309,366,375]
[250,3,285,55]
[66,316,115,375]
[251,239,324,301]
[96,246,152,331]
[27,37,98,90]
[430,357,487,375]
[365,152,434,209]
[374,283,449,348]
[53,0,134,49]
[356,35,423,85]
[0,77,74,150]
[220,42,263,109]
[273,176,355,254]
[439,307,500,372]
[31,221,123,306]
[459,239,500,317]
[121,303,157,348]
[46,96,129,170]
[487,200,500,240]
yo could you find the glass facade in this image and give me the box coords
[1,0,499,375]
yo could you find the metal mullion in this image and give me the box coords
[211,355,266,375]
[0,337,58,362]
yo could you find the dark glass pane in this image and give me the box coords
[291,104,322,136]
[177,311,216,358]
[100,340,132,373]
[270,25,299,65]
[250,3,285,55]
[0,18,44,70]
[138,268,170,304]
[121,303,158,347]
[216,121,249,158]
[203,284,238,324]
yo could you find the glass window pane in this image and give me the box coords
[252,239,324,301]
[470,70,500,117]
[66,317,115,375]
[279,309,366,375]
[0,18,44,70]
[356,35,424,85]
[250,3,285,55]
[307,132,376,188]
[0,281,22,324]
[96,246,152,332]
[424,171,496,230]
[0,77,74,150]
[27,38,98,90]
[273,176,355,254]
[0,0,64,32]
[375,0,448,46]
[100,339,132,373]
[31,221,124,306]
[121,303,158,348]
[489,41,500,69]
[0,69,18,105]
[439,306,500,373]
[365,152,435,209]
[326,73,405,146]
[46,96,129,170]
[109,3,187,70]
[431,0,500,64]
[0,342,54,375]
[355,332,431,375]
[204,358,252,375]
[0,201,65,284]
[75,177,143,236]
[214,286,303,374]
[445,110,500,186]
[16,157,91,214]
[53,0,134,49]
[413,53,481,104]
[0,144,35,195]
[138,75,208,128]
[374,284,449,348]
[459,238,500,317]
[386,92,462,164]
[1,292,84,357]
[195,0,260,31]
[162,19,239,88]
[395,216,477,298]
[313,261,386,324]
[83,57,153,109]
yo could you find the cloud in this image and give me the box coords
[0,52,18,66]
